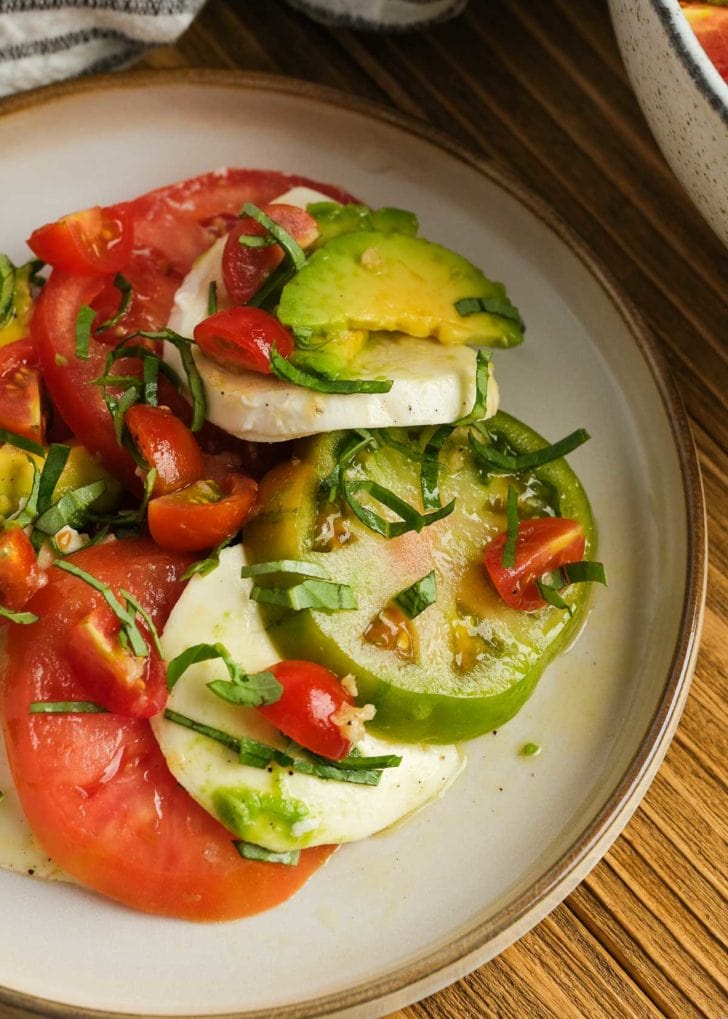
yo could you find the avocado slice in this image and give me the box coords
[278,231,524,348]
[307,202,419,247]
[244,413,595,744]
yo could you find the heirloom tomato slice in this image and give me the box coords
[1,540,333,921]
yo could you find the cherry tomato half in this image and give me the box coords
[0,336,44,445]
[483,517,585,611]
[194,306,294,375]
[147,472,258,551]
[222,203,319,305]
[259,661,354,761]
[28,204,134,276]
[124,404,204,497]
[0,527,47,612]
[66,604,167,718]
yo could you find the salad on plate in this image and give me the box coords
[0,168,605,921]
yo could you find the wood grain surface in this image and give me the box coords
[108,0,722,1015]
[133,0,728,1016]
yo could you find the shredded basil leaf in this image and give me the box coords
[0,254,15,327]
[166,641,282,707]
[420,424,454,511]
[53,560,149,658]
[36,444,70,516]
[142,355,159,407]
[0,428,45,457]
[182,535,235,581]
[561,560,607,586]
[29,701,107,714]
[112,387,139,445]
[0,604,39,624]
[119,589,163,658]
[207,280,218,316]
[74,304,96,360]
[394,571,437,619]
[138,330,206,431]
[240,559,330,580]
[250,578,357,612]
[237,235,277,249]
[96,273,132,332]
[3,455,41,530]
[233,841,300,866]
[270,345,393,395]
[241,203,306,270]
[536,578,574,613]
[34,479,106,536]
[454,294,524,329]
[89,468,156,529]
[163,708,240,750]
[502,485,519,569]
[456,349,492,425]
[470,427,590,474]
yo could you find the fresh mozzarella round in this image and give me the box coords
[165,187,499,442]
[152,546,464,852]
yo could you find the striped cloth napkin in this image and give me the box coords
[0,0,465,98]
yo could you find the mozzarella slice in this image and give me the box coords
[152,546,464,852]
[165,187,499,442]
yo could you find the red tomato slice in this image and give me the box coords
[259,661,354,760]
[222,203,319,305]
[1,540,333,921]
[66,604,167,718]
[483,517,586,611]
[147,472,258,551]
[31,272,141,491]
[0,336,44,445]
[124,403,204,496]
[194,307,294,374]
[28,205,133,276]
[0,527,46,611]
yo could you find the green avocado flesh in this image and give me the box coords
[277,231,524,349]
[243,413,595,744]
[307,201,419,247]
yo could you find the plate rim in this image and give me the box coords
[0,67,707,1019]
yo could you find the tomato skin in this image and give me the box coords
[66,605,167,718]
[147,473,258,551]
[0,527,46,611]
[0,336,44,445]
[259,661,354,760]
[222,203,319,305]
[2,540,332,920]
[124,404,204,496]
[483,517,586,611]
[28,205,133,276]
[194,306,294,374]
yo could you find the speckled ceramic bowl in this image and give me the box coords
[609,0,728,247]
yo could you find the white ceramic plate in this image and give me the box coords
[0,72,705,1019]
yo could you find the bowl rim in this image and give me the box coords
[0,68,708,1019]
[650,0,728,118]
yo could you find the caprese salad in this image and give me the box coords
[0,169,605,922]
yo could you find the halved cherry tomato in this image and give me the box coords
[28,205,134,276]
[2,539,333,920]
[124,404,204,496]
[66,604,166,718]
[148,472,258,551]
[483,517,586,611]
[194,307,294,374]
[0,336,44,445]
[222,203,319,305]
[259,661,355,761]
[0,527,46,611]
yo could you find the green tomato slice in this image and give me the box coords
[243,412,596,744]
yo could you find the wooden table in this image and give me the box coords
[143,2,728,1016]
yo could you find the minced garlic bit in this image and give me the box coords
[54,526,90,555]
[359,246,385,272]
[340,673,358,698]
[331,701,376,746]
